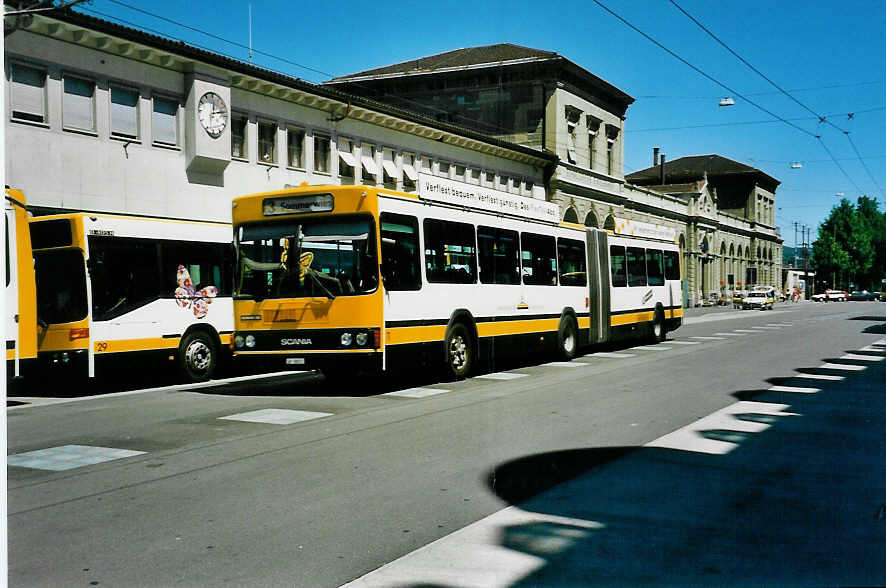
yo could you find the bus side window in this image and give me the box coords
[424,218,476,284]
[663,250,681,280]
[477,226,520,285]
[380,212,421,291]
[521,232,557,286]
[626,247,647,287]
[646,249,664,286]
[609,245,626,287]
[557,237,586,287]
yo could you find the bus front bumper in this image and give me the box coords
[232,350,383,374]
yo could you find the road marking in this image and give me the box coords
[384,388,450,399]
[341,507,605,588]
[632,345,672,351]
[751,326,782,330]
[7,445,145,471]
[767,323,793,327]
[584,352,635,359]
[476,372,528,380]
[768,385,821,394]
[792,373,844,381]
[858,345,886,353]
[840,354,884,362]
[544,361,588,367]
[647,401,797,455]
[714,332,745,337]
[218,409,333,425]
[691,336,726,340]
[818,363,866,371]
[733,329,759,333]
[668,341,701,345]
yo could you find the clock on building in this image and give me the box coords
[197,91,228,138]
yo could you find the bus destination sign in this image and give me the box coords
[263,193,334,216]
[418,174,560,223]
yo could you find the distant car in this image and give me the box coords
[812,289,848,302]
[743,290,774,310]
[848,290,877,301]
[732,290,745,309]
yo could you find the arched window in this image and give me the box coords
[563,207,579,224]
[584,211,598,228]
[603,215,616,231]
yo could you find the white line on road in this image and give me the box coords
[714,332,745,337]
[691,336,726,340]
[476,372,528,380]
[384,388,450,398]
[768,385,821,394]
[733,329,759,333]
[751,326,782,330]
[584,352,636,359]
[819,363,867,371]
[544,361,588,367]
[791,373,844,381]
[859,345,886,353]
[840,354,884,362]
[219,409,333,425]
[631,345,672,351]
[668,341,701,345]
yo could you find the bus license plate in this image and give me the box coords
[286,358,305,365]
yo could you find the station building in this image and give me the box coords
[5,10,781,305]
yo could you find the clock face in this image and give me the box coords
[198,91,228,138]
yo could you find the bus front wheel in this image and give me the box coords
[651,309,667,343]
[444,323,472,380]
[179,331,217,383]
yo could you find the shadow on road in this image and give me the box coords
[475,342,886,586]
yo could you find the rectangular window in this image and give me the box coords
[557,238,587,286]
[160,240,232,299]
[626,246,647,287]
[287,128,305,168]
[610,245,626,287]
[258,120,277,164]
[152,96,178,146]
[402,153,417,192]
[484,171,495,187]
[33,249,88,324]
[380,213,421,290]
[455,164,466,181]
[88,236,162,321]
[111,86,139,138]
[10,63,46,123]
[498,175,509,191]
[521,233,557,286]
[63,76,95,131]
[664,250,681,280]
[646,249,664,286]
[424,218,476,284]
[231,114,248,159]
[469,168,481,185]
[314,134,331,173]
[438,161,450,177]
[477,226,520,285]
[338,137,354,182]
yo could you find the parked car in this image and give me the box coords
[812,289,848,302]
[743,290,774,310]
[732,290,745,309]
[848,290,877,301]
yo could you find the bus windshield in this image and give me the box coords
[33,249,88,324]
[235,215,378,300]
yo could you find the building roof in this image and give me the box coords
[328,43,560,81]
[20,8,555,167]
[626,154,780,191]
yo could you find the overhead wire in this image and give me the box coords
[668,0,883,198]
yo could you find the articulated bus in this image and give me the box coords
[28,212,234,382]
[5,189,38,380]
[230,179,682,379]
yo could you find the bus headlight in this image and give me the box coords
[355,332,368,346]
[245,335,256,348]
[341,332,352,346]
[234,335,245,349]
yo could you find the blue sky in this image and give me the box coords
[76,0,886,247]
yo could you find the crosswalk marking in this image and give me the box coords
[8,445,146,471]
[859,345,885,353]
[767,323,793,327]
[544,361,588,367]
[768,385,821,394]
[668,341,701,345]
[691,336,726,340]
[714,332,745,337]
[476,372,528,380]
[733,329,758,333]
[384,388,450,398]
[219,409,333,425]
[792,373,844,381]
[751,326,781,330]
[632,345,672,351]
[584,352,635,359]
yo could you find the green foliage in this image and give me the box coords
[814,196,886,290]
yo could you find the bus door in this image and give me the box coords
[585,228,610,345]
[5,191,37,378]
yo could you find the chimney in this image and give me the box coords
[660,154,666,185]
[653,147,660,166]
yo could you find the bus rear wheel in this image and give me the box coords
[179,331,217,383]
[557,316,578,361]
[444,323,472,380]
[651,309,667,343]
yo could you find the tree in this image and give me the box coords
[814,196,886,291]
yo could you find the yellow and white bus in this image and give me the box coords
[5,189,38,380]
[28,212,234,382]
[230,178,682,379]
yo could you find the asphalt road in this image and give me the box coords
[7,301,886,587]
